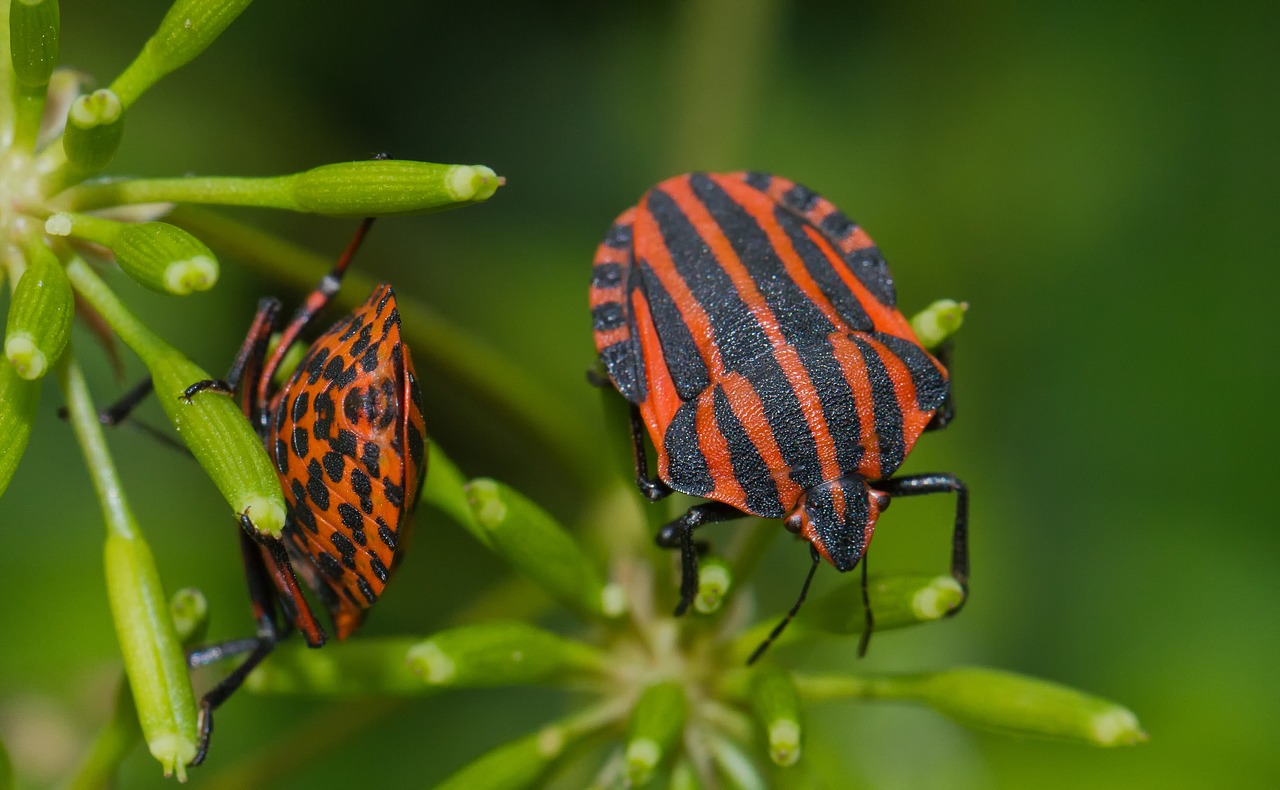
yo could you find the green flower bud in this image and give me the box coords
[406,621,605,688]
[62,161,504,217]
[64,258,286,536]
[749,666,802,767]
[168,588,209,646]
[59,355,198,780]
[901,668,1147,747]
[910,299,967,350]
[9,0,60,90]
[113,222,218,295]
[62,88,125,174]
[694,557,733,614]
[733,574,963,660]
[0,356,40,498]
[149,349,284,535]
[466,478,626,620]
[801,573,964,635]
[104,531,199,778]
[625,682,688,787]
[5,243,72,379]
[48,214,218,295]
[434,725,569,790]
[795,668,1146,748]
[290,160,502,216]
[110,0,254,109]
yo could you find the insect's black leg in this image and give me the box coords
[629,404,672,502]
[747,544,822,664]
[255,218,376,413]
[187,530,288,766]
[926,340,955,432]
[188,527,327,766]
[655,501,745,615]
[585,366,611,389]
[875,473,969,610]
[181,379,236,401]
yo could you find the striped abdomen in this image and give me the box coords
[592,172,948,518]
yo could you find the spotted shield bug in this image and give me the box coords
[590,172,968,657]
[182,219,427,761]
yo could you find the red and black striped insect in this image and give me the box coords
[590,172,968,658]
[169,220,426,762]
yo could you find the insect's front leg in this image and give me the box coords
[875,472,969,607]
[655,501,745,616]
[628,404,672,502]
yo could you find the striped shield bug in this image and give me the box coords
[590,172,968,659]
[173,219,427,762]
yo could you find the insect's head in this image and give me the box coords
[785,476,889,572]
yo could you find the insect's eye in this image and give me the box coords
[870,489,891,514]
[784,511,804,534]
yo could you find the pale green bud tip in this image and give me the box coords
[768,720,802,766]
[241,495,286,537]
[694,561,732,614]
[4,334,46,379]
[467,479,507,528]
[447,165,502,202]
[169,587,209,642]
[626,739,662,786]
[601,583,628,617]
[1091,707,1147,747]
[406,641,456,685]
[163,255,218,294]
[911,299,968,349]
[69,89,123,128]
[147,731,196,781]
[537,726,567,758]
[45,213,73,236]
[912,575,965,620]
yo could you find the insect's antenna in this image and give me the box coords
[747,545,822,665]
[256,217,377,404]
[857,554,875,657]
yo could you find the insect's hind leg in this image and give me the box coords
[655,502,746,616]
[187,529,326,766]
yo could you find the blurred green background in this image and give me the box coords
[1,0,1277,787]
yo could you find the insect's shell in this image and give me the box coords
[591,171,948,520]
[269,284,427,639]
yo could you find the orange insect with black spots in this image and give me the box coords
[180,219,427,763]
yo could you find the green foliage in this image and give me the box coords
[3,0,1269,787]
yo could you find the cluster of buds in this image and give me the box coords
[0,0,499,780]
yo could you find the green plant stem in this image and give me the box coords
[0,0,13,147]
[163,205,596,489]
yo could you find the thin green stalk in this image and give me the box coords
[163,205,596,488]
[0,0,13,148]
